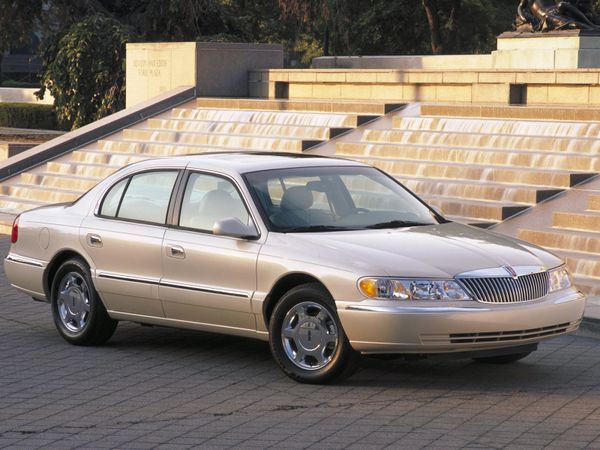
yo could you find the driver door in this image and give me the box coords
[159,171,261,331]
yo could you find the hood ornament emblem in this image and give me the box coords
[502,265,518,279]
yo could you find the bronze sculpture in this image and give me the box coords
[515,0,600,32]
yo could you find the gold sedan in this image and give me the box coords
[4,153,585,383]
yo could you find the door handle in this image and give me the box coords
[87,234,103,247]
[169,245,185,258]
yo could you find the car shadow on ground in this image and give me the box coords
[101,321,598,394]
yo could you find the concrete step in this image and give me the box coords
[172,108,370,128]
[420,103,600,122]
[362,129,600,154]
[0,212,14,235]
[553,211,600,233]
[573,275,600,295]
[400,177,562,205]
[0,195,47,214]
[71,150,151,166]
[147,118,350,140]
[46,161,121,179]
[21,172,101,191]
[1,183,82,203]
[422,196,529,222]
[337,142,600,172]
[355,157,595,189]
[519,228,600,256]
[565,255,600,279]
[99,140,288,157]
[195,97,400,115]
[123,129,318,152]
[393,116,600,139]
[588,194,600,211]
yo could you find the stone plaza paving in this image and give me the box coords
[1,236,600,450]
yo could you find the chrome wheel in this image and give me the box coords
[56,271,91,333]
[281,301,339,371]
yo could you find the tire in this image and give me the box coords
[473,351,531,364]
[269,282,360,384]
[51,258,117,346]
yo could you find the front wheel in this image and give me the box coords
[51,258,117,345]
[269,283,359,384]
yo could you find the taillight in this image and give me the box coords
[11,215,19,244]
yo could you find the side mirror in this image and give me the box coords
[213,217,260,240]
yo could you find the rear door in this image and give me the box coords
[80,169,181,317]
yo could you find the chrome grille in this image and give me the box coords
[458,271,549,304]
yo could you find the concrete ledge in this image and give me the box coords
[0,86,196,182]
[420,103,600,121]
[0,143,37,159]
[313,55,494,70]
[0,87,54,105]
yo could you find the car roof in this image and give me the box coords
[130,152,367,175]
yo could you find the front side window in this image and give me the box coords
[245,166,440,232]
[99,171,178,224]
[179,172,250,232]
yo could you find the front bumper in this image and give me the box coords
[337,289,586,354]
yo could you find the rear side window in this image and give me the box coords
[99,178,128,217]
[99,171,178,224]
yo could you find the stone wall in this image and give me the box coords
[126,42,283,108]
[249,68,600,106]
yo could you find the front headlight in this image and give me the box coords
[548,265,572,293]
[358,277,472,301]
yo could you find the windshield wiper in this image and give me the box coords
[365,220,431,229]
[282,225,355,233]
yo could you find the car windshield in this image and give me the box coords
[244,165,441,232]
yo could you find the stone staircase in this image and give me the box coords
[335,115,600,226]
[3,97,600,295]
[0,99,390,231]
[514,189,600,295]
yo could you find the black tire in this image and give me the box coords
[473,351,531,364]
[51,258,117,345]
[269,282,360,384]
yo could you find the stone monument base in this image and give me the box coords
[493,31,600,69]
[125,42,283,108]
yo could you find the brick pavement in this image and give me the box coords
[1,236,600,450]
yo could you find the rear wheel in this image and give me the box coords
[473,351,531,364]
[51,258,117,345]
[269,283,359,384]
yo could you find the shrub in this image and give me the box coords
[36,15,135,130]
[0,103,58,130]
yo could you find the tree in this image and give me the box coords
[278,0,352,57]
[36,15,135,130]
[0,0,43,66]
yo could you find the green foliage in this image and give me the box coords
[293,35,324,67]
[36,15,135,130]
[0,103,58,130]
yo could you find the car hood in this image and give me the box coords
[268,222,563,278]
